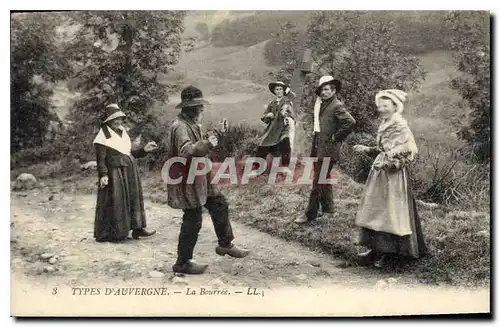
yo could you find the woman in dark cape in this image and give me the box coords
[93,104,158,242]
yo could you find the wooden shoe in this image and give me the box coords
[215,244,250,258]
[172,261,208,275]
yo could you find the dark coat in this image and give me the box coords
[166,113,221,210]
[314,96,356,162]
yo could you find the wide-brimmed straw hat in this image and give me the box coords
[315,75,342,96]
[268,81,291,95]
[103,103,126,123]
[175,85,210,109]
[375,89,408,114]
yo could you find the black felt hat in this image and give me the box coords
[175,85,210,109]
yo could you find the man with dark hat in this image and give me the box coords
[166,85,250,275]
[254,81,296,170]
[294,76,356,224]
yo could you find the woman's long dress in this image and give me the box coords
[355,114,427,259]
[93,128,149,242]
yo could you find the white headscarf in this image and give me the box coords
[375,89,418,160]
[375,89,408,114]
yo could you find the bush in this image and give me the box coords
[270,13,425,135]
[11,139,72,168]
[207,124,262,162]
[361,11,451,55]
[11,13,72,153]
[66,11,186,166]
[264,11,454,72]
[411,141,490,209]
[446,11,490,163]
[313,15,425,133]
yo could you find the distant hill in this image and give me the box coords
[182,11,257,38]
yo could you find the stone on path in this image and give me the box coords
[40,253,55,260]
[149,271,165,278]
[43,266,55,273]
[13,173,38,191]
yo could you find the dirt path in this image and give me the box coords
[11,189,421,290]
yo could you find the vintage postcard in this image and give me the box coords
[9,9,491,317]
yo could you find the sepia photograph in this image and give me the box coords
[9,7,491,317]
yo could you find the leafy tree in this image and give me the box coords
[64,11,188,161]
[10,12,72,153]
[266,12,426,182]
[446,11,490,162]
[270,12,425,133]
[306,12,426,133]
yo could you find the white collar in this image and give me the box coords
[93,125,132,155]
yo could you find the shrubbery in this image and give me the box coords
[11,13,72,153]
[446,11,490,163]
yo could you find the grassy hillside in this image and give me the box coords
[406,51,465,145]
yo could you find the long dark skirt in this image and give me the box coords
[94,162,147,242]
[358,178,428,259]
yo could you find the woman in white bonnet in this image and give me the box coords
[353,89,427,269]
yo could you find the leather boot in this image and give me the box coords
[132,228,156,239]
